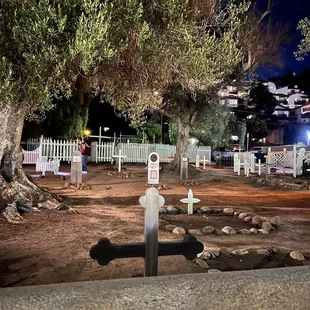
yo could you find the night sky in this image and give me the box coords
[258,0,310,77]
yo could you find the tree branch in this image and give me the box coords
[258,0,271,23]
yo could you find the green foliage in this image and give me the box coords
[295,17,310,61]
[168,122,178,145]
[190,102,230,149]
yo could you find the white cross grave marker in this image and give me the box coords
[180,189,200,215]
[113,149,126,173]
[201,155,209,170]
[139,188,165,276]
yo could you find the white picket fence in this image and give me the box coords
[91,142,115,163]
[119,143,149,163]
[233,145,310,178]
[22,136,79,164]
[23,148,40,164]
[23,136,211,166]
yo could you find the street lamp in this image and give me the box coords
[84,129,91,137]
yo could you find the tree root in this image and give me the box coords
[0,174,63,223]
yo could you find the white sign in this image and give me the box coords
[148,152,160,184]
[73,156,82,163]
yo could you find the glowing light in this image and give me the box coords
[84,129,91,136]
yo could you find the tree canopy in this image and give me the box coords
[296,17,310,61]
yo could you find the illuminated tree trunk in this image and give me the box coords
[0,102,60,223]
[167,113,196,171]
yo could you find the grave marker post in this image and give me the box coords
[112,149,126,173]
[139,188,165,276]
[195,155,200,168]
[70,150,82,185]
[180,153,189,181]
[147,152,160,185]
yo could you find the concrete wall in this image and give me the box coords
[0,266,310,310]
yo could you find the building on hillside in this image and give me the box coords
[218,85,244,108]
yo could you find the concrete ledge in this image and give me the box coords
[1,266,310,310]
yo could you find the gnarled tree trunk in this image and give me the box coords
[167,115,195,171]
[0,103,60,223]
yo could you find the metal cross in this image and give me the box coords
[180,189,200,214]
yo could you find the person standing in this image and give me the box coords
[78,141,89,174]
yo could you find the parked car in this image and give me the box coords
[249,147,264,153]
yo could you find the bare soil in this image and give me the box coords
[1,163,310,287]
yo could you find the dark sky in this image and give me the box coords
[258,0,310,77]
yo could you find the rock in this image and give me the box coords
[244,216,252,222]
[223,208,234,215]
[239,229,251,235]
[159,219,169,226]
[232,249,249,255]
[214,229,224,236]
[179,206,188,214]
[200,207,212,214]
[173,227,186,235]
[256,249,271,256]
[208,269,221,273]
[289,251,305,261]
[159,207,168,215]
[273,247,291,255]
[196,259,209,269]
[188,229,203,235]
[210,250,220,258]
[269,216,281,228]
[258,229,269,234]
[64,181,70,187]
[197,251,212,260]
[257,178,264,183]
[221,226,237,235]
[238,213,248,219]
[105,186,111,190]
[220,249,232,257]
[250,228,258,234]
[252,215,263,225]
[165,225,177,232]
[167,205,179,215]
[59,175,65,181]
[262,222,276,231]
[58,203,70,211]
[234,211,240,216]
[202,226,215,234]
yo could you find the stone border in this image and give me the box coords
[194,247,307,271]
[159,206,282,236]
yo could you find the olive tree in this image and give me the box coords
[295,17,310,60]
[0,0,144,222]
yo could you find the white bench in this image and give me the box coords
[36,157,60,176]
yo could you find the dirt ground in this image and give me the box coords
[1,163,310,287]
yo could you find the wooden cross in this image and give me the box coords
[180,189,200,215]
[112,149,126,173]
[90,236,203,271]
[139,188,165,276]
[89,188,204,277]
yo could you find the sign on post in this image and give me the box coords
[148,152,160,185]
[70,150,82,185]
[180,153,189,181]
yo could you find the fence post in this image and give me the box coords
[293,145,297,178]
